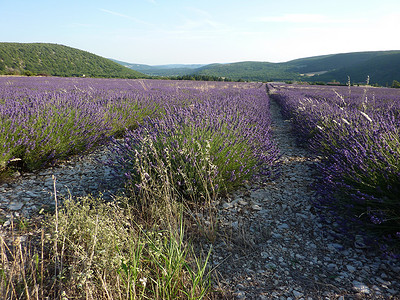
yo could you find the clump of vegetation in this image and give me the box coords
[1,179,214,299]
[392,80,400,88]
[109,86,278,202]
[0,77,160,175]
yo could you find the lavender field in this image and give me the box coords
[0,77,278,196]
[269,83,400,255]
[0,77,282,298]
[2,77,400,298]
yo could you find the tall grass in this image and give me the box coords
[1,186,213,299]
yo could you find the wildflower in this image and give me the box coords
[139,277,147,288]
[370,215,382,224]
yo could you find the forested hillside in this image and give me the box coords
[308,52,400,86]
[194,61,300,82]
[0,43,146,78]
[193,51,400,85]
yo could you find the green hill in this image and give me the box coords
[305,52,400,86]
[194,61,300,82]
[190,51,400,85]
[0,43,146,78]
[286,51,395,73]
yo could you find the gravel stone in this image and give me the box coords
[352,281,371,294]
[7,201,24,211]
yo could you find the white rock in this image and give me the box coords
[235,291,245,299]
[238,199,248,206]
[352,281,370,294]
[292,290,303,298]
[223,202,234,209]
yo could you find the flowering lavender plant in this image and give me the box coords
[109,82,278,203]
[0,77,161,173]
[269,83,400,255]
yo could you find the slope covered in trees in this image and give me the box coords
[193,51,400,85]
[0,43,146,78]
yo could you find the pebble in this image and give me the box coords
[327,243,343,251]
[235,291,246,299]
[277,223,289,230]
[352,281,371,294]
[354,235,367,249]
[346,264,356,273]
[238,199,248,206]
[223,202,234,209]
[327,263,338,272]
[292,290,303,298]
[7,201,24,211]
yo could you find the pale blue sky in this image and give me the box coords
[1,0,399,64]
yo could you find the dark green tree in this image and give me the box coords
[391,80,400,88]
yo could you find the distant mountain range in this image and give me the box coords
[115,51,400,86]
[1,43,399,86]
[0,43,145,78]
[110,59,207,77]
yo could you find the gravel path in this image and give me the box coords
[207,98,400,299]
[0,144,124,221]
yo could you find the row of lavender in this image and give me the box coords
[0,77,278,197]
[0,77,161,171]
[110,82,278,199]
[269,83,400,254]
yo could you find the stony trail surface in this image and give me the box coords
[0,97,399,299]
[207,99,400,299]
[0,144,125,221]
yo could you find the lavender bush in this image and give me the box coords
[269,83,400,255]
[110,82,278,202]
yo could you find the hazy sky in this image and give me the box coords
[1,0,399,65]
